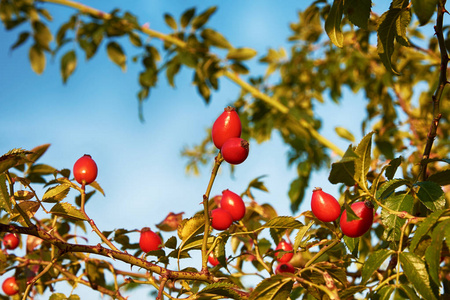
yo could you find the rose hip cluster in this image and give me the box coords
[310,187,374,238]
[211,106,249,165]
[208,107,249,232]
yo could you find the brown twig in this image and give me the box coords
[420,0,448,180]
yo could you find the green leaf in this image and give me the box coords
[106,41,126,71]
[192,6,217,29]
[86,260,106,289]
[377,8,402,75]
[198,282,244,300]
[425,220,449,286]
[325,0,344,47]
[343,0,371,29]
[10,201,39,223]
[177,215,204,241]
[399,252,437,300]
[60,50,77,83]
[427,169,450,186]
[376,178,410,200]
[361,249,394,284]
[343,235,359,255]
[260,216,303,230]
[385,156,403,180]
[0,148,32,174]
[42,184,70,203]
[397,285,421,300]
[201,28,232,49]
[354,132,374,185]
[339,286,368,300]
[29,44,46,74]
[335,127,355,142]
[27,144,51,165]
[49,294,68,300]
[230,62,249,74]
[10,31,30,50]
[381,194,413,242]
[293,221,313,250]
[412,0,438,25]
[50,202,88,221]
[164,13,177,30]
[396,9,411,46]
[227,48,257,61]
[247,175,269,193]
[180,8,196,28]
[409,209,445,252]
[415,181,446,211]
[373,286,395,300]
[328,145,359,186]
[249,276,294,300]
[32,21,53,50]
[29,163,56,175]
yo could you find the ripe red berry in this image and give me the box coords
[340,201,374,238]
[275,239,294,263]
[73,154,98,185]
[211,107,242,149]
[275,263,295,274]
[220,189,246,221]
[3,233,19,250]
[311,188,341,222]
[208,252,220,267]
[221,138,249,165]
[139,228,162,253]
[210,208,233,231]
[2,277,19,296]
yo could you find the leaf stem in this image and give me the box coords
[304,238,340,268]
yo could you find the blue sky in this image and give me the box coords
[0,0,370,298]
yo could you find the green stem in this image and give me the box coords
[80,184,120,252]
[201,152,223,271]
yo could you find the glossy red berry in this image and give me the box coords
[3,233,19,250]
[211,107,242,149]
[210,208,233,231]
[275,239,294,263]
[139,228,162,253]
[311,188,341,222]
[2,277,19,296]
[208,252,220,267]
[221,138,249,165]
[73,155,98,185]
[275,263,295,274]
[340,201,374,238]
[220,189,246,221]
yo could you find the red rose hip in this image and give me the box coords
[139,228,162,252]
[220,189,246,221]
[340,201,374,238]
[73,154,98,185]
[211,107,242,149]
[221,138,249,165]
[210,208,233,231]
[275,263,295,274]
[275,239,294,263]
[3,233,20,250]
[2,277,19,296]
[311,188,341,222]
[208,252,220,267]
